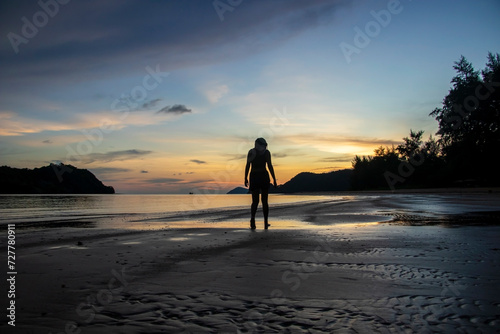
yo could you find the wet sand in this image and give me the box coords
[4,192,500,333]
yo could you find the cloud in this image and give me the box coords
[190,159,206,164]
[111,97,163,112]
[74,149,153,164]
[145,178,184,184]
[285,133,400,150]
[0,1,347,88]
[273,152,288,158]
[204,84,229,103]
[141,99,163,109]
[311,166,349,172]
[0,109,158,136]
[157,104,192,115]
[173,172,196,175]
[0,110,77,136]
[319,154,355,163]
[89,167,133,174]
[222,153,248,161]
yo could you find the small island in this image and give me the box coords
[0,164,115,194]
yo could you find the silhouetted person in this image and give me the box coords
[244,138,277,229]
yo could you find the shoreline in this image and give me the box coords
[281,186,500,195]
[5,191,500,230]
[4,193,500,333]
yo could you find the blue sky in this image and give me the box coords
[1,0,499,193]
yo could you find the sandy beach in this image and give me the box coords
[3,192,500,333]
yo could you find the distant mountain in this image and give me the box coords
[227,186,249,194]
[229,169,353,194]
[0,164,115,194]
[274,169,353,193]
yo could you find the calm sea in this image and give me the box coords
[0,194,331,225]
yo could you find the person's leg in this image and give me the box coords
[261,188,270,228]
[250,190,259,229]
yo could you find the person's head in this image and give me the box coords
[254,137,267,152]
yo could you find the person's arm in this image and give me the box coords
[266,151,277,187]
[244,161,250,187]
[244,150,252,187]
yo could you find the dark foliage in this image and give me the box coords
[0,164,115,194]
[351,145,400,190]
[430,52,500,184]
[352,52,500,190]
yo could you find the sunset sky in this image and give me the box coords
[1,0,499,193]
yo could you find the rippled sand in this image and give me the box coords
[7,192,500,333]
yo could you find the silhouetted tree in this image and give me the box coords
[352,131,446,190]
[397,130,424,160]
[350,53,499,190]
[430,52,500,185]
[351,145,399,189]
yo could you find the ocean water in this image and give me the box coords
[0,194,332,225]
[3,193,499,229]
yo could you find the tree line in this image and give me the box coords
[351,52,500,190]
